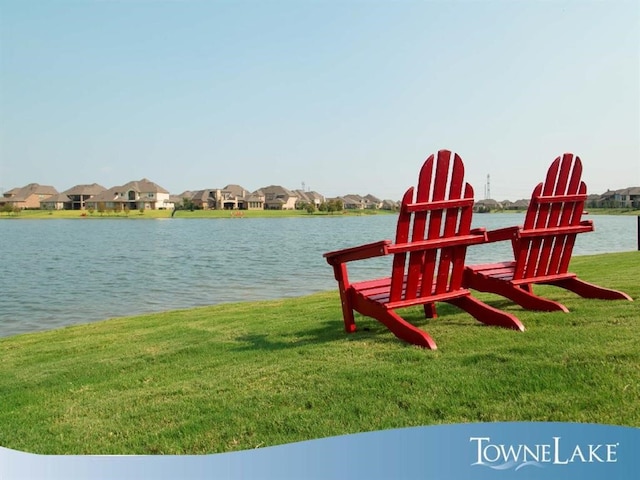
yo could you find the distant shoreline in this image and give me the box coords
[1,207,639,220]
[0,209,397,220]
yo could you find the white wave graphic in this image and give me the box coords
[515,461,544,471]
[473,460,544,471]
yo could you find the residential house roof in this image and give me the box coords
[340,194,366,208]
[119,178,169,194]
[169,194,186,205]
[62,183,107,196]
[41,193,71,204]
[474,199,501,207]
[260,185,296,197]
[2,183,59,201]
[512,199,530,208]
[89,187,126,203]
[600,186,640,198]
[3,187,20,197]
[381,199,399,210]
[222,184,249,198]
[176,191,195,199]
[293,189,325,204]
[247,191,265,202]
[191,189,215,202]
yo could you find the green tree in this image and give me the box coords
[182,197,195,211]
[1,203,17,215]
[332,199,343,212]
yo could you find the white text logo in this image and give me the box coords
[470,436,619,471]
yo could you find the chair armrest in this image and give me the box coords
[323,240,391,266]
[485,226,520,243]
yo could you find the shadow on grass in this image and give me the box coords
[230,293,578,352]
[232,319,347,351]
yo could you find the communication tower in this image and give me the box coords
[485,174,491,200]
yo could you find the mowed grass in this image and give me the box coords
[0,252,638,454]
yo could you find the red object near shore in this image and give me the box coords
[463,153,633,312]
[323,150,524,349]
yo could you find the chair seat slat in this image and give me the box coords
[534,193,587,204]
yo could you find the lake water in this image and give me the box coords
[0,214,637,338]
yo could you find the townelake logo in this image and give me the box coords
[470,436,619,471]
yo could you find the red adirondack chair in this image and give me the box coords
[323,150,524,349]
[463,153,633,312]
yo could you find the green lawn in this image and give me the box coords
[0,251,638,454]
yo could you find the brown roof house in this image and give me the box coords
[293,190,325,209]
[339,194,383,210]
[340,194,366,209]
[260,185,298,210]
[381,199,399,211]
[85,178,173,211]
[598,187,640,208]
[40,193,71,210]
[182,184,257,210]
[62,183,107,210]
[1,183,59,209]
[188,189,219,209]
[473,199,502,213]
[219,184,251,210]
[246,190,265,210]
[363,194,382,209]
[172,191,194,209]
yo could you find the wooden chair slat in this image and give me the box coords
[537,154,580,276]
[405,198,474,212]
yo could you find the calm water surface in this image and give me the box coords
[0,214,636,337]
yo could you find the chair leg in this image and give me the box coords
[378,309,438,349]
[499,284,569,312]
[353,297,438,349]
[338,288,357,333]
[466,277,568,313]
[548,278,633,301]
[520,284,533,294]
[424,303,437,319]
[464,269,569,312]
[447,296,525,331]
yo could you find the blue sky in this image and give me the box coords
[1,0,638,201]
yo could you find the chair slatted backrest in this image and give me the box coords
[388,150,477,305]
[514,153,589,280]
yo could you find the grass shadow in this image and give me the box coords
[232,319,346,351]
